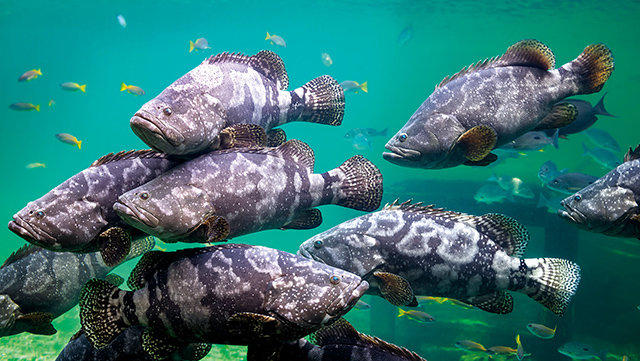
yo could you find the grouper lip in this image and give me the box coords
[327,279,369,317]
[7,216,56,246]
[557,201,587,226]
[131,112,185,148]
[383,144,421,161]
[113,199,160,229]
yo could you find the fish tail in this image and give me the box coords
[79,278,130,348]
[522,258,581,315]
[397,308,406,317]
[189,40,195,53]
[79,84,87,93]
[120,82,127,92]
[34,105,40,112]
[360,81,368,93]
[593,92,617,117]
[334,155,383,212]
[265,31,270,40]
[536,192,548,208]
[77,140,82,150]
[300,75,345,126]
[567,43,614,94]
[581,143,590,156]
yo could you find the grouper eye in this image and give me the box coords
[140,192,149,200]
[35,211,45,219]
[330,275,341,285]
[313,240,323,249]
[398,133,408,142]
[163,107,173,116]
[574,195,582,202]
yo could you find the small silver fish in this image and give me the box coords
[526,323,556,339]
[189,38,210,52]
[474,183,514,204]
[321,52,332,67]
[582,143,621,169]
[498,129,559,152]
[584,128,621,153]
[340,80,368,94]
[547,173,598,194]
[558,341,607,361]
[344,128,388,151]
[538,160,568,184]
[265,32,286,47]
[116,14,126,28]
[397,24,413,46]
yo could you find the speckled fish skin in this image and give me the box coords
[0,238,153,337]
[559,145,640,239]
[130,50,344,156]
[298,200,581,315]
[79,244,368,351]
[55,326,211,361]
[8,150,181,253]
[384,39,614,169]
[114,140,383,243]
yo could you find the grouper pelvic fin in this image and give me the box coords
[227,312,281,338]
[623,144,640,163]
[465,290,514,314]
[98,227,132,268]
[1,243,42,269]
[18,312,56,335]
[219,123,267,149]
[266,128,287,147]
[463,153,498,167]
[142,328,187,360]
[281,208,323,230]
[533,103,578,131]
[207,50,289,90]
[91,149,174,167]
[373,271,418,307]
[455,125,497,162]
[474,213,529,258]
[200,213,231,243]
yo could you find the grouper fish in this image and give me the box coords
[113,140,383,243]
[298,200,581,315]
[130,50,345,156]
[8,150,182,267]
[79,243,369,360]
[558,144,640,239]
[0,236,154,337]
[383,39,614,169]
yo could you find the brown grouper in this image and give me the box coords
[383,39,614,169]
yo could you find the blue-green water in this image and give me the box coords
[1,0,639,360]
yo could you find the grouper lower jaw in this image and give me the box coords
[113,201,160,229]
[131,114,185,148]
[326,280,369,318]
[7,217,56,246]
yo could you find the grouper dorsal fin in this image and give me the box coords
[211,139,315,171]
[624,144,640,163]
[91,149,173,167]
[435,39,555,90]
[383,199,475,223]
[474,213,529,258]
[207,51,289,90]
[1,244,43,269]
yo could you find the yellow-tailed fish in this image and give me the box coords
[526,323,556,339]
[153,245,167,252]
[9,103,40,112]
[397,308,435,323]
[486,346,517,356]
[60,82,86,92]
[516,334,524,360]
[415,295,445,305]
[120,82,145,96]
[340,80,368,94]
[18,68,42,82]
[189,38,210,52]
[55,133,82,149]
[623,356,628,361]
[26,163,45,169]
[447,299,476,309]
[48,99,56,107]
[455,340,487,353]
[321,52,333,66]
[265,31,286,47]
[353,299,371,310]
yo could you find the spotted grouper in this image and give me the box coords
[383,39,614,169]
[79,244,369,360]
[298,200,581,315]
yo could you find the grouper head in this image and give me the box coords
[130,85,227,156]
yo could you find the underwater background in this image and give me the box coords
[1,0,639,360]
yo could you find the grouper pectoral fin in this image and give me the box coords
[219,123,267,149]
[141,328,187,360]
[266,128,287,147]
[373,271,418,307]
[102,273,124,287]
[18,312,56,335]
[227,312,281,338]
[455,125,497,162]
[629,214,640,237]
[464,290,514,314]
[533,103,578,130]
[98,227,132,268]
[199,214,230,243]
[281,209,323,230]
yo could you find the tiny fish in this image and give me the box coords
[547,172,598,194]
[9,102,40,112]
[189,37,210,52]
[60,82,86,92]
[537,192,565,214]
[538,160,568,185]
[265,31,286,47]
[474,183,514,204]
[545,92,617,138]
[398,309,436,323]
[488,173,534,199]
[321,52,332,66]
[455,340,487,353]
[120,82,145,96]
[582,143,621,170]
[116,14,126,28]
[55,133,82,149]
[516,334,525,360]
[558,341,607,361]
[486,346,517,356]
[344,127,388,151]
[26,163,45,169]
[353,299,371,310]
[18,68,42,82]
[623,356,629,361]
[584,128,620,153]
[340,80,368,94]
[526,323,556,339]
[397,24,413,46]
[48,99,56,107]
[498,129,559,152]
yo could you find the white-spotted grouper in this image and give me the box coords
[79,244,369,360]
[559,144,640,239]
[113,140,383,243]
[8,150,183,267]
[298,200,581,315]
[0,236,154,337]
[130,50,345,156]
[383,39,614,169]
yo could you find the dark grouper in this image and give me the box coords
[0,236,153,337]
[559,144,640,239]
[114,140,383,243]
[384,39,614,169]
[8,150,182,266]
[130,50,345,156]
[298,200,581,315]
[79,244,369,360]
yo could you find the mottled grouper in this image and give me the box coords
[249,318,427,361]
[298,200,581,315]
[559,144,640,239]
[79,243,369,360]
[113,140,383,243]
[383,39,614,169]
[8,150,182,266]
[0,236,154,337]
[130,50,345,156]
[55,326,211,361]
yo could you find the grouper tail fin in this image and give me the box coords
[567,43,614,94]
[300,75,345,126]
[522,258,581,316]
[334,155,383,212]
[79,278,129,349]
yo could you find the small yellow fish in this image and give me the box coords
[486,346,517,356]
[55,133,82,149]
[321,52,333,66]
[153,245,167,252]
[416,296,446,305]
[18,68,42,82]
[516,334,524,360]
[340,80,368,94]
[60,82,86,92]
[526,323,556,339]
[189,38,210,52]
[622,356,628,361]
[265,32,286,47]
[26,163,45,169]
[9,103,40,112]
[397,308,435,323]
[455,340,487,353]
[120,82,145,96]
[48,99,56,107]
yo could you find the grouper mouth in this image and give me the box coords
[113,199,160,230]
[383,144,421,162]
[8,216,56,246]
[130,112,185,149]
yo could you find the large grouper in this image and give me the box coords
[130,50,345,156]
[383,39,614,169]
[113,140,383,243]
